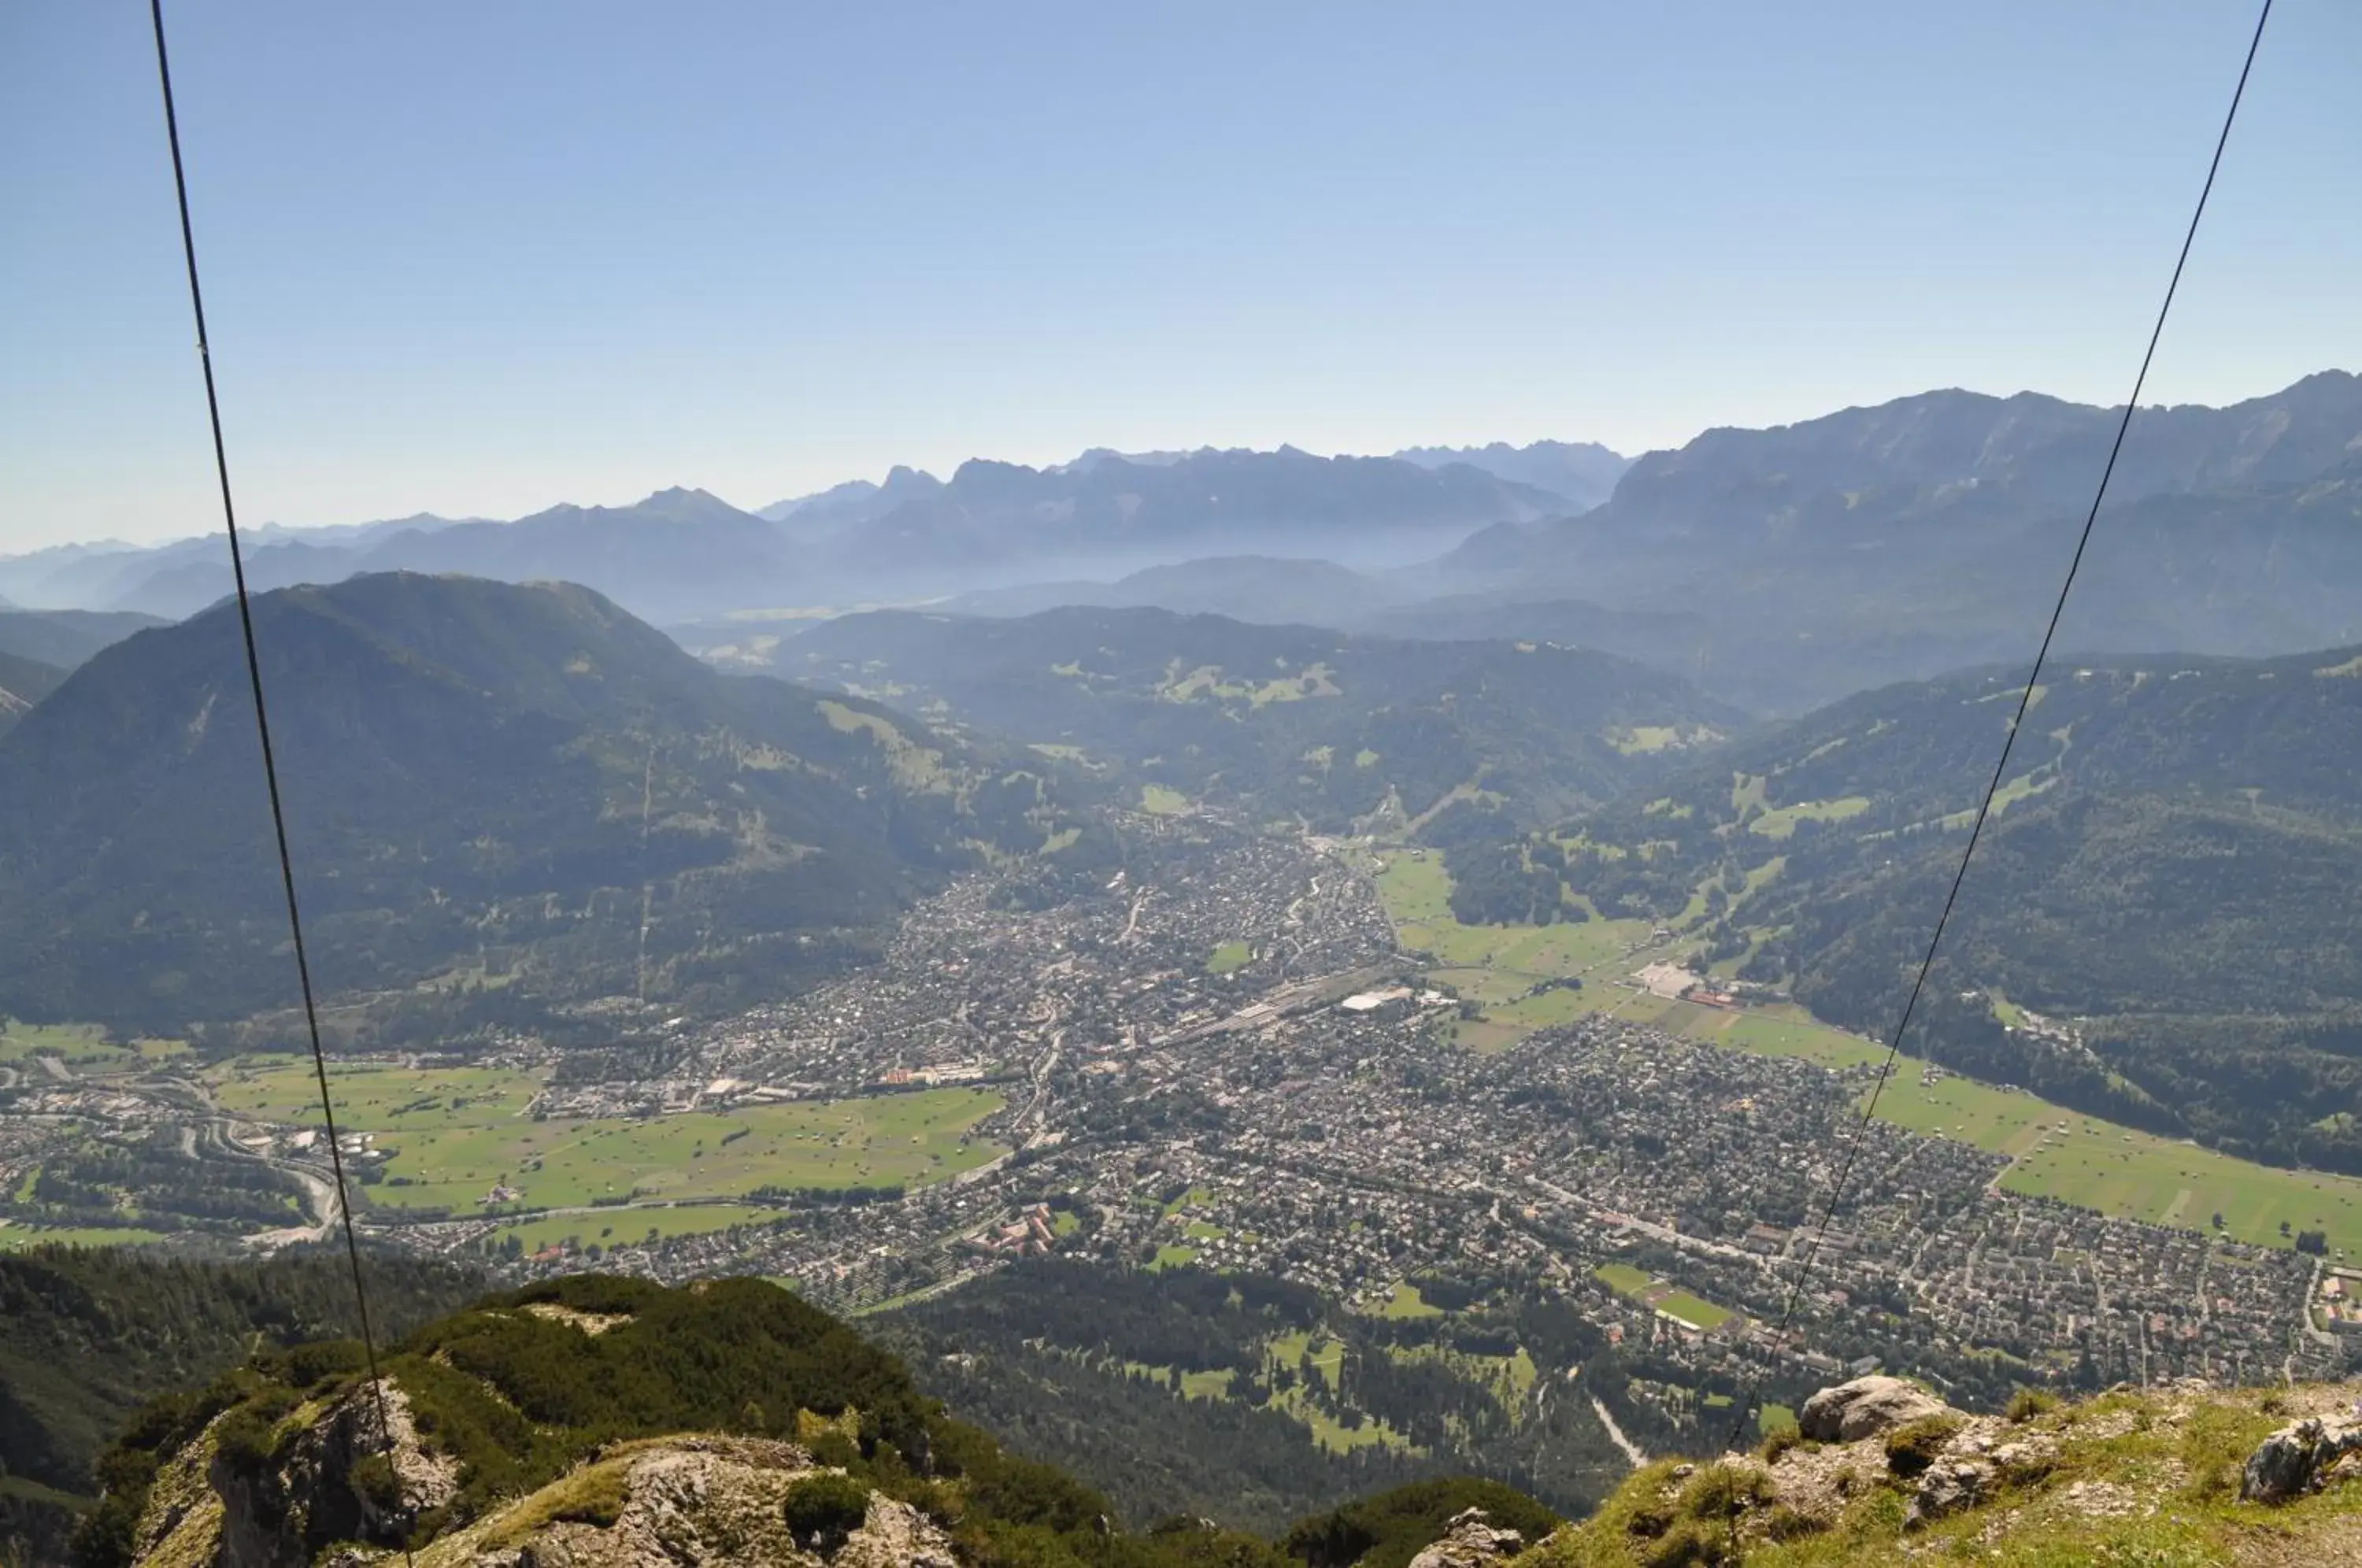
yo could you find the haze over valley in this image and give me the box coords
[11,3,2362,1560]
[6,369,2362,1562]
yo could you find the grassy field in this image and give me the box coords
[1205,941,1253,974]
[1139,784,1191,815]
[213,1059,543,1128]
[0,1021,185,1071]
[209,1060,1004,1219]
[1373,1280,1444,1319]
[1377,852,1665,1051]
[1594,1262,1653,1294]
[0,1222,171,1251]
[1749,795,1871,839]
[483,1202,782,1256]
[1146,1244,1198,1271]
[368,1089,1002,1215]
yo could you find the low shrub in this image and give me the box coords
[2005,1388,2060,1424]
[1883,1415,1963,1479]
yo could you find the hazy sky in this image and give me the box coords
[3,2,2356,551]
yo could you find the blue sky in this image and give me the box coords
[2,1,2356,550]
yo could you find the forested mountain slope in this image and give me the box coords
[758,605,1742,830]
[1549,643,2362,1170]
[0,610,163,671]
[0,573,1104,1032]
[0,650,63,741]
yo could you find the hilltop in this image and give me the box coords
[0,572,1104,1031]
[80,1272,1557,1568]
[1518,1373,2362,1566]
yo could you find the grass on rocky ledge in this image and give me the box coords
[1514,1382,2362,1566]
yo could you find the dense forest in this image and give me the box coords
[885,1259,1697,1533]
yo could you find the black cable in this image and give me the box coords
[1717,0,2274,1468]
[146,3,416,1557]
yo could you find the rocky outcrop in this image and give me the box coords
[835,1496,961,1568]
[1797,1376,1953,1443]
[1904,1459,1987,1529]
[2242,1417,2362,1502]
[1405,1507,1526,1568]
[132,1380,457,1568]
[413,1435,956,1568]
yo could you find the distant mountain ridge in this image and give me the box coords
[1391,438,1631,512]
[1431,370,2362,711]
[761,604,1742,830]
[0,649,63,740]
[12,448,1569,625]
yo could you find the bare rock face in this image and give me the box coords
[1904,1460,1990,1530]
[835,1495,961,1568]
[1405,1507,1527,1568]
[1798,1377,1954,1444]
[2242,1418,2362,1502]
[132,1379,458,1568]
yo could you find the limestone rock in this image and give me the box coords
[1406,1508,1527,1568]
[1799,1376,1953,1443]
[2242,1418,2362,1503]
[1905,1460,1990,1530]
[835,1495,960,1568]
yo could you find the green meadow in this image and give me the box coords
[483,1202,782,1257]
[1383,852,2362,1260]
[212,1059,542,1128]
[365,1089,1004,1216]
[0,1020,185,1071]
[0,1222,170,1251]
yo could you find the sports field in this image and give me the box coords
[1206,941,1253,974]
[1593,1263,1733,1330]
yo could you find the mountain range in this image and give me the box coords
[1423,370,2362,710]
[1389,438,1631,512]
[0,447,1583,626]
[0,573,1099,1032]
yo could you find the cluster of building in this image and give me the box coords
[6,808,2345,1407]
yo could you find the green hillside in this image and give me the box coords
[1545,645,2362,1171]
[0,573,1109,1032]
[765,605,1741,830]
